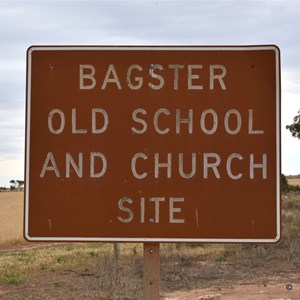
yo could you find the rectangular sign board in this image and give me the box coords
[25,46,281,242]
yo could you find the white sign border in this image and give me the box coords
[25,45,281,243]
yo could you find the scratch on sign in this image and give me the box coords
[195,207,199,228]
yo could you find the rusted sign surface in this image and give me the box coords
[25,46,281,242]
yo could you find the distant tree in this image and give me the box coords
[286,109,300,139]
[16,180,24,189]
[9,180,16,190]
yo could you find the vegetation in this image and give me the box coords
[9,180,24,191]
[286,109,300,139]
[282,173,300,192]
[0,243,110,285]
[0,193,299,294]
[0,191,299,298]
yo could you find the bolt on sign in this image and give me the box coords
[25,46,281,243]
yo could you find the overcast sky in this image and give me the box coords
[0,0,299,187]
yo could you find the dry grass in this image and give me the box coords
[0,191,299,299]
[288,178,300,186]
[0,192,24,243]
[225,193,300,268]
[0,243,110,285]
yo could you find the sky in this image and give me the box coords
[0,0,299,187]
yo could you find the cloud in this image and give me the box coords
[0,0,300,185]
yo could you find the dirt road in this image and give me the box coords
[165,282,299,299]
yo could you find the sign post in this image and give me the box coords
[25,45,281,298]
[143,243,160,300]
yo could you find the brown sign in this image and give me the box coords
[25,46,281,242]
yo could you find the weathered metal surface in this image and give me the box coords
[25,46,281,242]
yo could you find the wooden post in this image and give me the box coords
[143,242,160,300]
[113,242,121,260]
